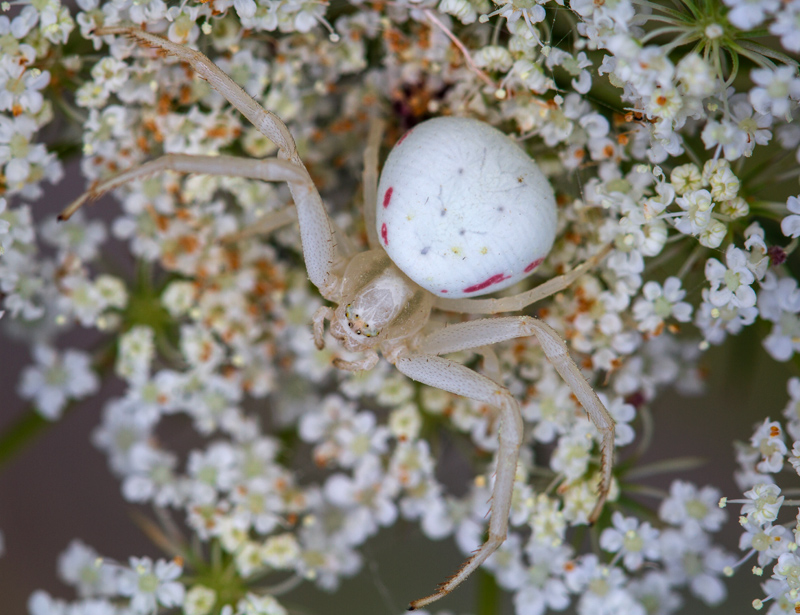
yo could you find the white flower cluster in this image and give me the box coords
[724,379,800,614]
[30,547,186,615]
[0,0,798,612]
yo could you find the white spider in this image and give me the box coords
[60,26,615,610]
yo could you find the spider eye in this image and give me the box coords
[361,324,379,337]
[348,322,353,328]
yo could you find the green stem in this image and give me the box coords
[637,13,686,26]
[476,568,500,615]
[640,26,691,45]
[631,0,690,22]
[727,42,776,69]
[724,48,739,88]
[0,409,50,468]
[679,0,703,20]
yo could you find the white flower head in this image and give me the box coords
[117,556,185,614]
[749,66,800,120]
[600,511,661,570]
[659,480,727,533]
[742,483,784,525]
[19,346,99,420]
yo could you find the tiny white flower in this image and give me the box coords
[117,556,185,614]
[632,277,692,334]
[262,533,300,569]
[674,189,714,236]
[707,164,740,201]
[600,511,661,570]
[670,163,703,195]
[749,66,800,120]
[723,0,779,29]
[236,542,266,577]
[704,245,756,309]
[57,540,116,598]
[236,593,287,615]
[162,280,198,317]
[184,585,217,615]
[19,346,99,420]
[750,419,788,473]
[742,483,784,524]
[781,195,800,238]
[116,326,155,384]
[388,403,422,440]
[739,520,791,567]
[659,480,726,532]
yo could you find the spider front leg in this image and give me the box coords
[59,154,305,221]
[398,316,614,610]
[89,26,343,299]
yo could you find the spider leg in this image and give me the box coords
[420,316,614,522]
[432,244,612,314]
[92,27,342,299]
[473,345,502,384]
[394,352,522,611]
[333,351,380,371]
[362,117,386,250]
[59,154,304,221]
[400,316,614,610]
[312,306,334,350]
[219,206,297,244]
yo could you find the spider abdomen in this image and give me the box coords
[376,117,557,299]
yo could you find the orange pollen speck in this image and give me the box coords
[656,95,667,105]
[145,205,170,232]
[206,125,230,139]
[770,426,781,437]
[178,235,200,253]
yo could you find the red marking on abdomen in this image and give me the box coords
[383,187,393,208]
[440,290,448,293]
[463,273,510,293]
[380,223,388,245]
[524,257,544,273]
[397,129,413,145]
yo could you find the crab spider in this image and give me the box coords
[61,26,615,610]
